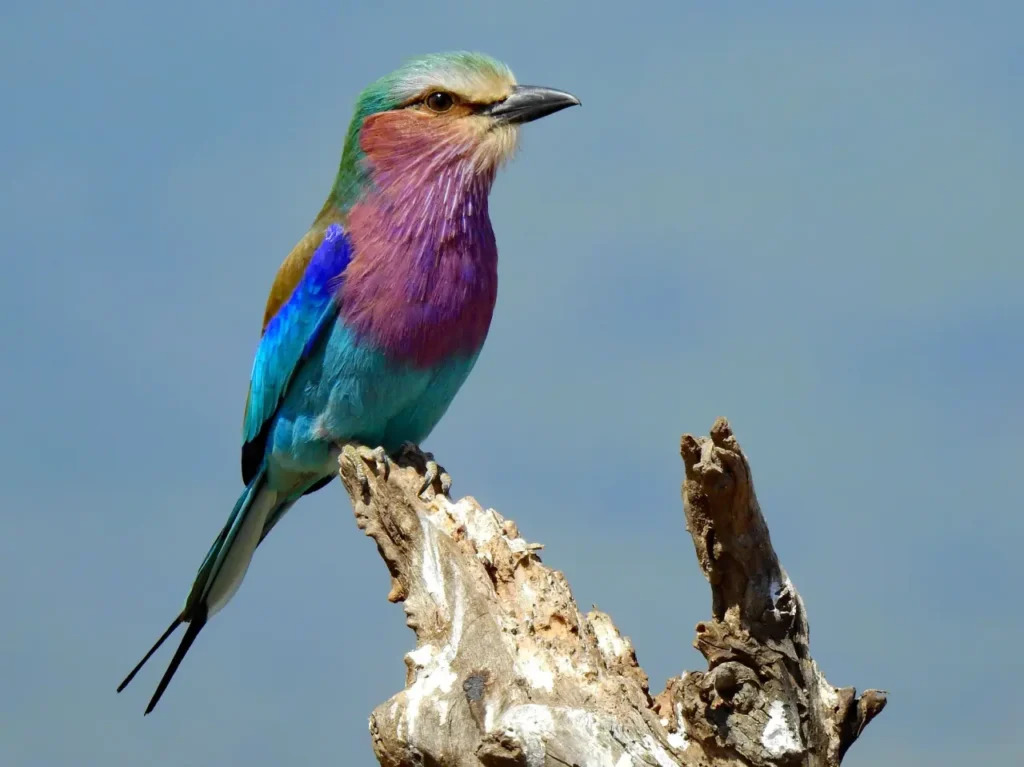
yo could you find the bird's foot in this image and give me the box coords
[397,442,452,499]
[341,443,390,494]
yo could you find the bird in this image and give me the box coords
[116,51,579,714]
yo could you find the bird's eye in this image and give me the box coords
[425,91,454,113]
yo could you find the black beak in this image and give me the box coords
[482,85,581,125]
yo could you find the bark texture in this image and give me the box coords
[338,418,885,767]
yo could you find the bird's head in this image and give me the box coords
[331,52,579,207]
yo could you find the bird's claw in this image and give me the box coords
[421,458,452,499]
[343,443,391,494]
[398,442,451,499]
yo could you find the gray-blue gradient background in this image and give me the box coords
[2,1,1021,764]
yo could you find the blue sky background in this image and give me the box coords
[2,1,1021,764]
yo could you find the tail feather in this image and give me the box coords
[116,615,183,693]
[144,609,207,715]
[117,465,277,713]
[201,470,277,617]
[256,473,333,548]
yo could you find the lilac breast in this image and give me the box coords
[339,172,499,369]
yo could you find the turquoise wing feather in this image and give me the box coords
[241,223,352,482]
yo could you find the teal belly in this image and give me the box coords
[267,320,479,480]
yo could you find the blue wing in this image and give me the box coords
[241,223,352,483]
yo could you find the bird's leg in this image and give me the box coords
[397,442,452,499]
[339,442,391,494]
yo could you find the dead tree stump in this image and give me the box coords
[338,418,886,766]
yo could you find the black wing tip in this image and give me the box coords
[242,427,271,486]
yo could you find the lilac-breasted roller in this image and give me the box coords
[115,52,579,714]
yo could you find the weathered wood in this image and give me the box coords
[338,419,885,766]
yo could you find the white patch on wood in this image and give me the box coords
[501,706,619,766]
[768,575,795,621]
[499,704,555,767]
[564,706,602,738]
[593,620,627,658]
[402,541,467,742]
[515,652,555,691]
[446,497,501,546]
[666,701,688,750]
[419,513,447,612]
[762,700,801,756]
[666,732,687,750]
[810,660,839,709]
[406,644,437,667]
[447,570,466,650]
[404,648,456,739]
[500,706,664,767]
[389,697,401,738]
[641,735,679,767]
[519,579,536,604]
